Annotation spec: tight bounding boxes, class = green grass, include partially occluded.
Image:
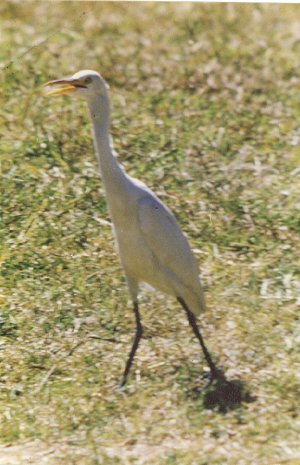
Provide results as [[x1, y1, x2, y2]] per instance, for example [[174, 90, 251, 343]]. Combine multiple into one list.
[[1, 2, 300, 464]]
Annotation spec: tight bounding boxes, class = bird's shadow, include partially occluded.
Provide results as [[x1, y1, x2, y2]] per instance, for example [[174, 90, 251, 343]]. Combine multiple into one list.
[[187, 369, 256, 413]]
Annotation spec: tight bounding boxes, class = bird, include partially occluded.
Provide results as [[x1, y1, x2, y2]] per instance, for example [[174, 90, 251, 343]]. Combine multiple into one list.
[[44, 69, 221, 387]]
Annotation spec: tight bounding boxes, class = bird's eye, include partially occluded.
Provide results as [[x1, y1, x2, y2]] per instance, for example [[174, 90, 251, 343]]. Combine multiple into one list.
[[84, 77, 92, 85]]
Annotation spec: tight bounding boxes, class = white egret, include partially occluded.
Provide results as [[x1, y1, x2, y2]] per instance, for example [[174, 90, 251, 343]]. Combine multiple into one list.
[[44, 70, 221, 387]]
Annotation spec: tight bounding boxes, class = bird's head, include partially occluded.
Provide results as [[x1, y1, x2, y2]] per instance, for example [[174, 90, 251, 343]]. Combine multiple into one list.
[[44, 70, 108, 99]]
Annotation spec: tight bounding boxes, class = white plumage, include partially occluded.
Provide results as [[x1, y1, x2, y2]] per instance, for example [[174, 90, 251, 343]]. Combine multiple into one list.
[[106, 171, 206, 316], [44, 69, 219, 386]]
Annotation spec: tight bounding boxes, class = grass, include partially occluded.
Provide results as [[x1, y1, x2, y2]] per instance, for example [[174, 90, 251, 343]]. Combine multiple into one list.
[[1, 2, 300, 464]]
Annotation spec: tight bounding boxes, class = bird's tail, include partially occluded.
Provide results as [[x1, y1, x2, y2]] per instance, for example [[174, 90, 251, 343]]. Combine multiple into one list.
[[182, 286, 206, 317]]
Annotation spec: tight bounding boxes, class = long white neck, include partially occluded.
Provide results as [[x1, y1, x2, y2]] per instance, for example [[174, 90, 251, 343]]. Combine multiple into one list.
[[87, 89, 126, 194]]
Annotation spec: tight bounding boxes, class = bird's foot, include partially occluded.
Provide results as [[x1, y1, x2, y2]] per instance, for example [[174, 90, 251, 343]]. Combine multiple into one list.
[[211, 366, 227, 383], [117, 377, 128, 390], [112, 380, 128, 394], [199, 366, 227, 390]]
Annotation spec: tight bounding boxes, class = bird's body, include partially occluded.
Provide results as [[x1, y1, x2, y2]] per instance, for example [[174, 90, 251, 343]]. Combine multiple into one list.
[[44, 70, 219, 386], [103, 165, 205, 315], [84, 73, 205, 316]]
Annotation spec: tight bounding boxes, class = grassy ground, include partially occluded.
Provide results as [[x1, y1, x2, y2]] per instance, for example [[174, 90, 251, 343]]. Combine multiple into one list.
[[1, 2, 300, 464]]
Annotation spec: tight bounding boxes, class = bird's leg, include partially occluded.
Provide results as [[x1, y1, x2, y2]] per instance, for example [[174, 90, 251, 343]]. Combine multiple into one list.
[[177, 297, 220, 382], [120, 301, 143, 387]]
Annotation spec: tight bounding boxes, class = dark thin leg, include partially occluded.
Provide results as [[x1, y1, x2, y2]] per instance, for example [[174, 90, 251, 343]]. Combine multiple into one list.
[[177, 297, 220, 379], [120, 302, 143, 387]]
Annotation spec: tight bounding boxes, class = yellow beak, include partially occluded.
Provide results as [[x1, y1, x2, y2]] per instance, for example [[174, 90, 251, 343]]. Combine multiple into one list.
[[43, 78, 84, 97]]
